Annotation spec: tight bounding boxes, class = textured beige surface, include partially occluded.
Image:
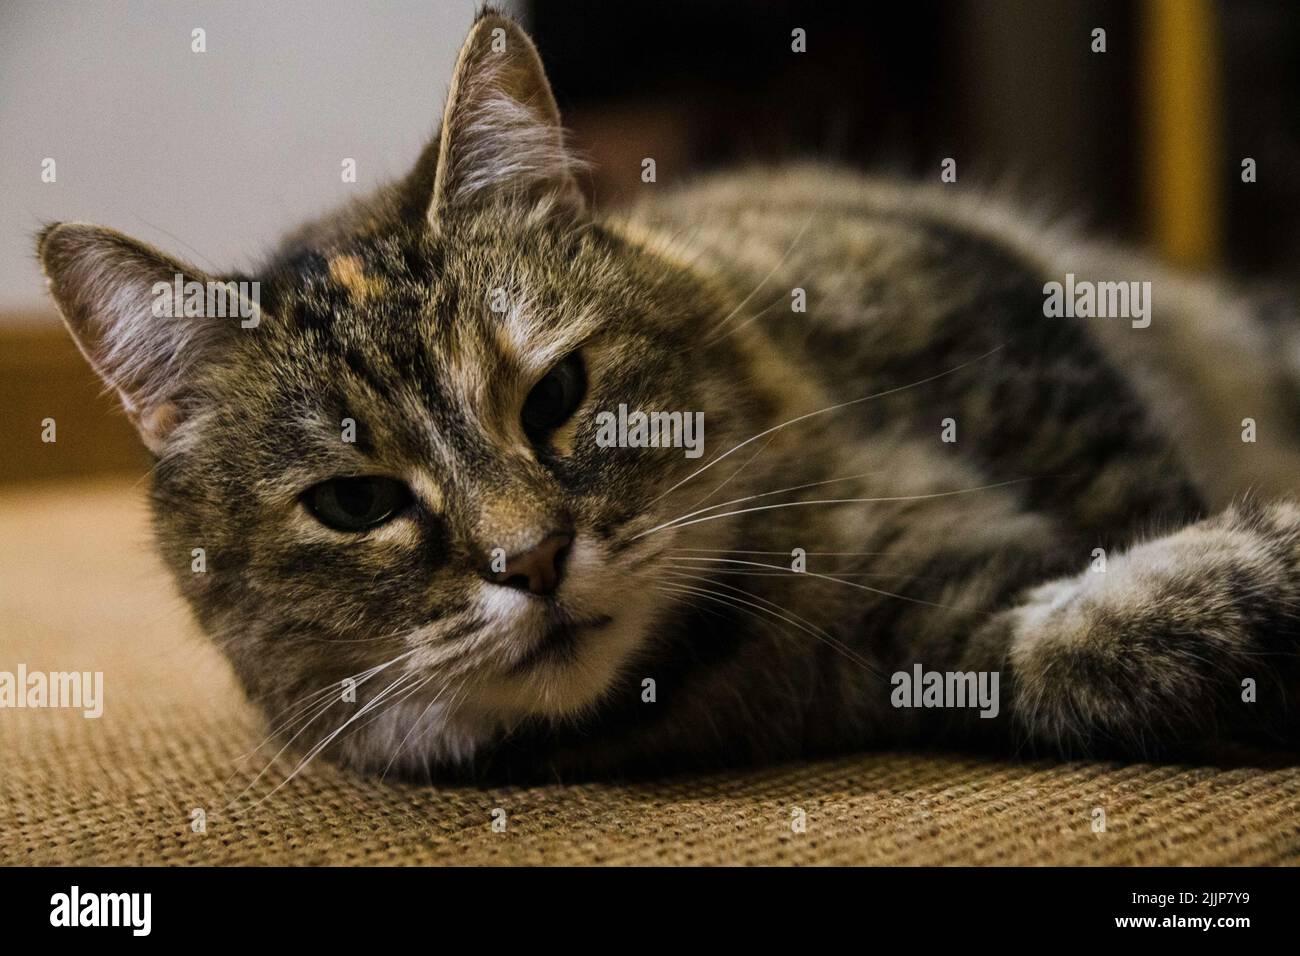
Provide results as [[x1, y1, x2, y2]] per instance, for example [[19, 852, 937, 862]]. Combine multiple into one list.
[[3, 480, 1299, 866]]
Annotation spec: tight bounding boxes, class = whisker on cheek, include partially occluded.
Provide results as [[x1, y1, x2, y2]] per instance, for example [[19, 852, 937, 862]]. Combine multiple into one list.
[[227, 648, 420, 808], [377, 674, 470, 780]]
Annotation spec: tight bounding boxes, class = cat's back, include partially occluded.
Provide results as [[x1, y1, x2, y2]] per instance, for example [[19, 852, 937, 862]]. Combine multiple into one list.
[[616, 163, 1300, 508], [616, 163, 1100, 400]]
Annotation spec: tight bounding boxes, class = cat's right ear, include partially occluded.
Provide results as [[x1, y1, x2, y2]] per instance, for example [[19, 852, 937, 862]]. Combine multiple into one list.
[[426, 12, 585, 224], [37, 223, 225, 455]]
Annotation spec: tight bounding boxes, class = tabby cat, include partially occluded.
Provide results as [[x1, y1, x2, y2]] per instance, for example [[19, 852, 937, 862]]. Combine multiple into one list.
[[37, 11, 1300, 782]]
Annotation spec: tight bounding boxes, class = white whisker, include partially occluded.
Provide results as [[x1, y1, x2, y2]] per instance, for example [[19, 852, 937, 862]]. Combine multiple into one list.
[[703, 213, 815, 344], [242, 670, 420, 809], [644, 344, 1006, 510], [637, 477, 1035, 540], [651, 578, 881, 676], [663, 555, 990, 617], [685, 435, 778, 512], [227, 648, 418, 808], [378, 675, 465, 780], [640, 470, 879, 540]]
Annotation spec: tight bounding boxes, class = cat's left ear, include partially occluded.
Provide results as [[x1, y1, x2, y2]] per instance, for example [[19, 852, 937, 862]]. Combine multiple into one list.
[[37, 223, 231, 456], [428, 12, 584, 222]]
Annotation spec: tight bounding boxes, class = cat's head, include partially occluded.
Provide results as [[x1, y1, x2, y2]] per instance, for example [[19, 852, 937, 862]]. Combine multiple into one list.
[[37, 12, 769, 773]]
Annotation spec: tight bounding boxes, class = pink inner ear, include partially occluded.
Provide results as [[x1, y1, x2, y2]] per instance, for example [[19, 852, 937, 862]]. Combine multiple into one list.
[[429, 16, 585, 219], [136, 401, 182, 452]]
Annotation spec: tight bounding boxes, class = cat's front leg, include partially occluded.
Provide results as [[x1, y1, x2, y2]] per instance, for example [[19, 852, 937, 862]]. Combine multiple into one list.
[[964, 500, 1300, 757]]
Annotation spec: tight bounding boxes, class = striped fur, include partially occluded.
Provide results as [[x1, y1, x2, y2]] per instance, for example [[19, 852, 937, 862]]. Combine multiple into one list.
[[37, 10, 1300, 781]]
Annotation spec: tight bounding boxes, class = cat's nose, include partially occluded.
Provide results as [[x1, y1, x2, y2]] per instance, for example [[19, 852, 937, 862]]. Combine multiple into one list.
[[489, 533, 572, 596]]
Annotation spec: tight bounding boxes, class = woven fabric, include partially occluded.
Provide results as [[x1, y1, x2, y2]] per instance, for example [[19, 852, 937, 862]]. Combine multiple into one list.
[[3, 480, 1299, 866]]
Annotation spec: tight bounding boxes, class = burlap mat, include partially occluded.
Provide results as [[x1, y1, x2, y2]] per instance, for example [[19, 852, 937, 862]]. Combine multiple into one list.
[[2, 480, 1298, 865]]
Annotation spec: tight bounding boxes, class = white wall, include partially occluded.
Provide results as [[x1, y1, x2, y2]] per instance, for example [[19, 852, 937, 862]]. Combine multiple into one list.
[[0, 0, 520, 318]]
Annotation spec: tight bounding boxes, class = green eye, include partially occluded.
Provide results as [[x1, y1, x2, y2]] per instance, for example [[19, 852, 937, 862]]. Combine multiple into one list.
[[522, 352, 587, 436], [303, 476, 412, 532]]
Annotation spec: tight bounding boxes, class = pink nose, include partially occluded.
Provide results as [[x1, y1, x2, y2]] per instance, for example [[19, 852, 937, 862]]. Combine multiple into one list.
[[490, 534, 572, 596]]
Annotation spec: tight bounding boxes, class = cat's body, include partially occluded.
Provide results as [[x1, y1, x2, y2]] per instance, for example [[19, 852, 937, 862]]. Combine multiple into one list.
[[475, 165, 1300, 778], [38, 12, 1300, 783]]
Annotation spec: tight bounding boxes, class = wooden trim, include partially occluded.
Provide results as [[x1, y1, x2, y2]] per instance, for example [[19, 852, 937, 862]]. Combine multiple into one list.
[[1143, 0, 1222, 267], [0, 315, 150, 485]]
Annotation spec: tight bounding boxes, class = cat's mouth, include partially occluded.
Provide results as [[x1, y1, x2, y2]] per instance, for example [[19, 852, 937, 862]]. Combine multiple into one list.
[[508, 612, 614, 674]]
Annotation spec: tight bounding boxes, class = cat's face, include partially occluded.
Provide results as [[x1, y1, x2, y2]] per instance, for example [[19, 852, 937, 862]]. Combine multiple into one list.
[[38, 13, 765, 772], [165, 205, 755, 765]]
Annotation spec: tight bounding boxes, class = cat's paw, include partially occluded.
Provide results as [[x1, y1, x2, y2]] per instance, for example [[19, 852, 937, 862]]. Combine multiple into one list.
[[1006, 527, 1274, 756]]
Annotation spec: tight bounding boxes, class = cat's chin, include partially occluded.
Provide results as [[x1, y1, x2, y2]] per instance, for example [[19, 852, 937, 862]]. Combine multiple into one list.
[[337, 694, 500, 776], [333, 604, 659, 778], [327, 535, 675, 775], [478, 598, 659, 718], [461, 532, 665, 718]]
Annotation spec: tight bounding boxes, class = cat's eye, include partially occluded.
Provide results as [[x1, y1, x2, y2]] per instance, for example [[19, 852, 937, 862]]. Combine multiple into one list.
[[521, 352, 587, 436], [303, 476, 412, 533]]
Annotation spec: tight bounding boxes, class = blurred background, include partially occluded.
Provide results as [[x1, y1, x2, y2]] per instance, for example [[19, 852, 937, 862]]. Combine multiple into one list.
[[2, 0, 1298, 484]]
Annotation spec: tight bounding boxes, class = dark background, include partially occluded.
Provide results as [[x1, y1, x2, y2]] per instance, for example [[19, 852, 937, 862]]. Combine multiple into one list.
[[530, 0, 1300, 285]]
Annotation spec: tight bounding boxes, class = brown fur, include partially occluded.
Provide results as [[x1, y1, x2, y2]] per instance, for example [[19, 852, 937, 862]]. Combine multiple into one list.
[[36, 10, 1300, 781]]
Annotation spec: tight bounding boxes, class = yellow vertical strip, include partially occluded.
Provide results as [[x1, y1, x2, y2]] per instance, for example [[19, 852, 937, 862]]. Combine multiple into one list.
[[1143, 0, 1222, 267]]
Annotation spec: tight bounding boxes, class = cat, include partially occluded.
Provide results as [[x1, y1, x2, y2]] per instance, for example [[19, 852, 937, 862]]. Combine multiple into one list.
[[37, 9, 1300, 782]]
